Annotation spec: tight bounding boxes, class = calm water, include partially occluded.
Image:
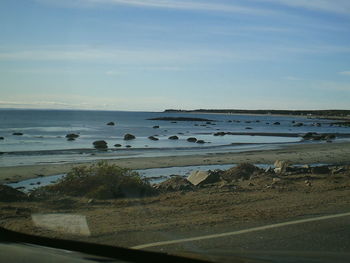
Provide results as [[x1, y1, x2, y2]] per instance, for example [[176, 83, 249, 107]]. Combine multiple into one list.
[[0, 109, 348, 167]]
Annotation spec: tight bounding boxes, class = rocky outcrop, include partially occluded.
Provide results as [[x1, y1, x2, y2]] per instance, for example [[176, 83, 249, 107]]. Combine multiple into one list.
[[187, 137, 197, 142], [154, 176, 194, 192], [148, 117, 215, 122], [148, 136, 159, 141], [274, 160, 292, 174], [221, 163, 261, 182], [214, 132, 226, 136], [302, 132, 336, 141], [93, 140, 108, 149], [124, 134, 136, 140], [187, 170, 221, 186], [168, 135, 179, 140], [196, 140, 205, 144], [0, 185, 28, 202], [311, 166, 330, 174], [293, 122, 303, 127], [66, 133, 79, 140]]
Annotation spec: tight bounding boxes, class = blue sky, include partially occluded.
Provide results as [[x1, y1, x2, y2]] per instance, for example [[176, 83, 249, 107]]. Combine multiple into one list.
[[0, 0, 350, 111]]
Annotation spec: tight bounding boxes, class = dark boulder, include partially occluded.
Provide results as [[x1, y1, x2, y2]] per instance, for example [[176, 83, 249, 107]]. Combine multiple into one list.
[[0, 185, 28, 202], [273, 122, 280, 125], [302, 132, 335, 141], [124, 134, 136, 140], [187, 137, 197, 142], [114, 144, 122, 147], [0, 137, 4, 140], [148, 136, 159, 141], [311, 166, 330, 174], [153, 125, 160, 129], [168, 135, 179, 140], [196, 140, 205, 144], [245, 127, 252, 129], [107, 122, 115, 126], [325, 134, 336, 140], [93, 140, 108, 149], [125, 145, 132, 148], [12, 132, 23, 136], [302, 132, 318, 139], [293, 123, 303, 127], [214, 132, 226, 136], [66, 133, 79, 140]]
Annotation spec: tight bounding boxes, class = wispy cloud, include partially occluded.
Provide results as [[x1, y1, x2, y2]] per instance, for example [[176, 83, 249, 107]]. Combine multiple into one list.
[[339, 71, 350, 76], [37, 0, 350, 16], [2, 43, 350, 65], [284, 76, 302, 81], [37, 0, 276, 16], [256, 0, 350, 15], [0, 45, 270, 64]]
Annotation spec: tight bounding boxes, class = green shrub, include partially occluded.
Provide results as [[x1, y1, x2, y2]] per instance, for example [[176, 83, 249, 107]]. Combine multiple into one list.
[[45, 161, 158, 199]]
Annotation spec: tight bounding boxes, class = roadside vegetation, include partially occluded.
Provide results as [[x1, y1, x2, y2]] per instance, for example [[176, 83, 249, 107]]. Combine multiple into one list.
[[39, 162, 158, 199]]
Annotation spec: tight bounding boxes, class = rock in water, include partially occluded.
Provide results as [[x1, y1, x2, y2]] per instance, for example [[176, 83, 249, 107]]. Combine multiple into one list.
[[66, 133, 79, 140], [187, 137, 197, 142], [93, 140, 108, 149], [124, 134, 136, 140], [168, 135, 179, 140], [107, 122, 115, 126]]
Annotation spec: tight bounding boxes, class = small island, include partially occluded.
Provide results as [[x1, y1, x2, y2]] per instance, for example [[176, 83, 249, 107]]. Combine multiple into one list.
[[148, 117, 215, 122]]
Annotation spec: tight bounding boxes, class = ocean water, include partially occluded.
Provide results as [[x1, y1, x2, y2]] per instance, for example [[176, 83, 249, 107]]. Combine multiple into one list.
[[0, 109, 349, 167]]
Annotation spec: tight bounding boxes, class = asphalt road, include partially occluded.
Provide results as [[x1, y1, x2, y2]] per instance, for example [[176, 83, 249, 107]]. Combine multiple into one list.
[[133, 212, 350, 262]]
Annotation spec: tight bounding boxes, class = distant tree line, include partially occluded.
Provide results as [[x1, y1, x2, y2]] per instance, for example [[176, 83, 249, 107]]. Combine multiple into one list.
[[164, 109, 350, 117]]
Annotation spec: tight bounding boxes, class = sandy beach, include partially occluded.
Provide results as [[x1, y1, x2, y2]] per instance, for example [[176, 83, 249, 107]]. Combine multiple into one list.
[[1, 141, 350, 184]]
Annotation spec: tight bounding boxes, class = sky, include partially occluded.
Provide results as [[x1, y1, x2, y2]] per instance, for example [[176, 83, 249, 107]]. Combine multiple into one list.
[[0, 0, 350, 111]]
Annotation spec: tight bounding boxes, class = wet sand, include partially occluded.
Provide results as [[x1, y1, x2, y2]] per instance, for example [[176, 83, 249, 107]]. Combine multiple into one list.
[[1, 141, 350, 184]]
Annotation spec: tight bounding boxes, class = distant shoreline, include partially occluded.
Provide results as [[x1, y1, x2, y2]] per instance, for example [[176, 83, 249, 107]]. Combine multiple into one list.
[[164, 109, 350, 120]]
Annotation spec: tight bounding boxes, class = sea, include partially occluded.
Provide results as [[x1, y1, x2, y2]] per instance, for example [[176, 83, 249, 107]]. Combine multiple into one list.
[[0, 109, 349, 167]]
